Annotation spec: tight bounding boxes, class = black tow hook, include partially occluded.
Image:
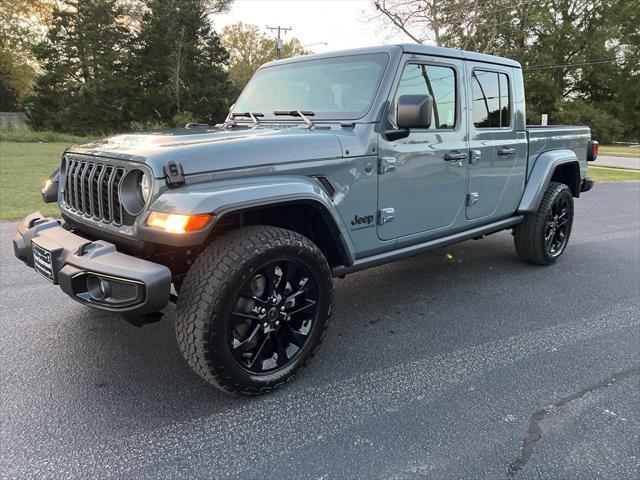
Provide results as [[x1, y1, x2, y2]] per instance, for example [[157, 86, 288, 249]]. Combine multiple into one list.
[[76, 242, 94, 256]]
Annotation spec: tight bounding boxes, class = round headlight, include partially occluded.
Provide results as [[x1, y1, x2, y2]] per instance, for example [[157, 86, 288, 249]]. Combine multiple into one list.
[[140, 173, 151, 202], [120, 169, 150, 216]]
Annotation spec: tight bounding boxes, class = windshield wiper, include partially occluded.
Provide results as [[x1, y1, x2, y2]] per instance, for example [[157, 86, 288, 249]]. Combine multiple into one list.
[[230, 111, 264, 125], [273, 110, 315, 126]]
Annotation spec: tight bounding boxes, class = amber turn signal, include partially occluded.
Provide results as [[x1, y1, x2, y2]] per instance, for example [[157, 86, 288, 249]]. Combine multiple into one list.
[[146, 212, 212, 234]]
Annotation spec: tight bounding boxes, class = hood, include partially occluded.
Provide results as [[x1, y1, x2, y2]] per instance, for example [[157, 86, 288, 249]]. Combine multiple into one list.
[[67, 125, 345, 177]]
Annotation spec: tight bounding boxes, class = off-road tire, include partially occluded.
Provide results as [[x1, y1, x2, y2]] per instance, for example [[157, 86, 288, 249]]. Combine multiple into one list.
[[514, 181, 574, 265], [175, 225, 333, 395]]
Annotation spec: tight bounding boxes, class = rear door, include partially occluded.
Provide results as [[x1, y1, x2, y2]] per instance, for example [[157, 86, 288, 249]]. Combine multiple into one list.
[[466, 65, 526, 219], [377, 56, 468, 240]]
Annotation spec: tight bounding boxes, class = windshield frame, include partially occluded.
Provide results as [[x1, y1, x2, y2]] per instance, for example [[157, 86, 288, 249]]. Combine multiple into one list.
[[230, 52, 391, 123]]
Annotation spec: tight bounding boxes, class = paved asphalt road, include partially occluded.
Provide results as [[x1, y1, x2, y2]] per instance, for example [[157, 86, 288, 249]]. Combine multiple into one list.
[[596, 155, 640, 170], [1, 182, 639, 480]]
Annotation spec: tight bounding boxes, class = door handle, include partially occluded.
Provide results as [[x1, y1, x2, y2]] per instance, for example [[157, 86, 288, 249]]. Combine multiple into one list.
[[444, 151, 467, 161], [498, 147, 516, 156]]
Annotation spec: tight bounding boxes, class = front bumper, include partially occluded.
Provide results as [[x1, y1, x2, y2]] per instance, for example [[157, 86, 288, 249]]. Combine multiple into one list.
[[13, 212, 171, 314]]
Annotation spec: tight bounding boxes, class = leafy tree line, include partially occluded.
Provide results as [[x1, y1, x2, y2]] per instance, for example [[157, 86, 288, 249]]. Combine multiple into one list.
[[1, 0, 306, 135], [6, 0, 636, 142], [374, 0, 639, 143], [26, 0, 235, 134], [0, 0, 51, 111]]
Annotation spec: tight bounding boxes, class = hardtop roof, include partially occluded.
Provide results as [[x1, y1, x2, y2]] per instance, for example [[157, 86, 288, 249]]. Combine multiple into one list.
[[261, 44, 521, 69]]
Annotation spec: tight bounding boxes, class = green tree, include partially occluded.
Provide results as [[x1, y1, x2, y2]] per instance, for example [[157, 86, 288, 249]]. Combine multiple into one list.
[[569, 0, 639, 141], [374, 0, 639, 142], [221, 22, 310, 89], [0, 0, 52, 110], [27, 0, 136, 134], [133, 0, 235, 127], [473, 0, 635, 130]]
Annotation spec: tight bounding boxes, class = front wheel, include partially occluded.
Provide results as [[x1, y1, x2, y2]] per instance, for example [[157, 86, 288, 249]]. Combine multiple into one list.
[[175, 226, 333, 395], [514, 182, 574, 265]]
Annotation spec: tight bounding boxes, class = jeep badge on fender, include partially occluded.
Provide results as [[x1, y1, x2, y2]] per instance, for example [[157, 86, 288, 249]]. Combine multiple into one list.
[[351, 214, 374, 226]]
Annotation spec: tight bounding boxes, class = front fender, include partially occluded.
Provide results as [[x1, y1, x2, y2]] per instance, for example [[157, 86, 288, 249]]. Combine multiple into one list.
[[145, 175, 356, 263], [518, 149, 579, 213]]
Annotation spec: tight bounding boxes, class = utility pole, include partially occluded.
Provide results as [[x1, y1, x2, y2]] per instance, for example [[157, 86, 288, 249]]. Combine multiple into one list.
[[267, 25, 292, 59]]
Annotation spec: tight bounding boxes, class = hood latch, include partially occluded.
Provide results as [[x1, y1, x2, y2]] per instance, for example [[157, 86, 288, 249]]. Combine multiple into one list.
[[163, 160, 185, 188]]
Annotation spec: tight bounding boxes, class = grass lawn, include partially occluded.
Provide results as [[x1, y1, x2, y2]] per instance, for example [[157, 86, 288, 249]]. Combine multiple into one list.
[[599, 145, 640, 158], [588, 165, 640, 182], [0, 142, 67, 221], [0, 129, 91, 144]]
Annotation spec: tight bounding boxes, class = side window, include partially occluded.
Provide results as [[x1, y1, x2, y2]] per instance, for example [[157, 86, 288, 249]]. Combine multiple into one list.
[[390, 63, 456, 129], [472, 70, 511, 128]]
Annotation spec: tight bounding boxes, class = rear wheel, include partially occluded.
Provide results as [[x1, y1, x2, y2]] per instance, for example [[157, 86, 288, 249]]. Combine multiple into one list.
[[175, 226, 333, 395], [514, 182, 574, 265]]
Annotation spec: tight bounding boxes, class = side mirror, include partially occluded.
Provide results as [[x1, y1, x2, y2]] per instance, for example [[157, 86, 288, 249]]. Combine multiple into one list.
[[396, 94, 433, 129], [384, 94, 433, 141]]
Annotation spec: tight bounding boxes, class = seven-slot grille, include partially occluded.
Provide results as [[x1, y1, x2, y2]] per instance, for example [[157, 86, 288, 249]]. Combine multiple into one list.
[[62, 158, 130, 225]]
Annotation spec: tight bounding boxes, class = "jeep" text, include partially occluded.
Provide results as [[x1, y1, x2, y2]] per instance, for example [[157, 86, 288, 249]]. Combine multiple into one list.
[[351, 214, 374, 226]]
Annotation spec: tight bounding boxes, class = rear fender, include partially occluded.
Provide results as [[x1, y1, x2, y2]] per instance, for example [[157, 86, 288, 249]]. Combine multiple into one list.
[[518, 149, 580, 213]]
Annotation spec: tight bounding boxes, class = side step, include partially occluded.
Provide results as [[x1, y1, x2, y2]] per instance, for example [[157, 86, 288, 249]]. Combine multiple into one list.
[[332, 216, 523, 277]]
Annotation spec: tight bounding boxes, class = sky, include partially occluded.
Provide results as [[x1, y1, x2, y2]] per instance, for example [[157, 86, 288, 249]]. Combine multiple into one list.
[[212, 0, 412, 54]]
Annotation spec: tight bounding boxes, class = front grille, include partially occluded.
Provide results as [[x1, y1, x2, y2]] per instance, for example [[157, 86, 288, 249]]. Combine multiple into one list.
[[62, 158, 130, 225]]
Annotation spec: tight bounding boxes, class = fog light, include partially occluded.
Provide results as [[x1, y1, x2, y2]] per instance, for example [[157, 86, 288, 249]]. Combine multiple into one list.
[[146, 212, 212, 234], [87, 275, 111, 301]]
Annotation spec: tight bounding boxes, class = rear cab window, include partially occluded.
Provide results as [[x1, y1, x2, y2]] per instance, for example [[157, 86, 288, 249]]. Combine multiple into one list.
[[471, 70, 511, 128]]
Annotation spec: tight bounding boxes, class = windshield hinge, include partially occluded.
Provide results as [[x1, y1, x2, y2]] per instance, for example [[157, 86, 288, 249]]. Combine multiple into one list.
[[163, 160, 185, 188]]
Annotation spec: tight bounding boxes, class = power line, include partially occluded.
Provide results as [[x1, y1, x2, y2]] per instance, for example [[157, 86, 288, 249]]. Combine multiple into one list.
[[377, 0, 536, 21], [523, 57, 638, 71]]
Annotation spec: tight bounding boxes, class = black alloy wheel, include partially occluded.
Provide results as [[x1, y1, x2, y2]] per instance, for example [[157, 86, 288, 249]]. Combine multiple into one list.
[[514, 181, 575, 265], [230, 259, 319, 373], [543, 194, 572, 257], [175, 225, 333, 395]]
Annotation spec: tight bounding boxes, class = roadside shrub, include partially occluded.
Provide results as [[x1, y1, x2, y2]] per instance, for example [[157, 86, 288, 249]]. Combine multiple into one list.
[[171, 111, 198, 128], [128, 120, 169, 132], [553, 100, 624, 144]]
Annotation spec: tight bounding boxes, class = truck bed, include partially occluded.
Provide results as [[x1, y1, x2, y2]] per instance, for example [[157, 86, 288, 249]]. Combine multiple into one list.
[[526, 125, 591, 177]]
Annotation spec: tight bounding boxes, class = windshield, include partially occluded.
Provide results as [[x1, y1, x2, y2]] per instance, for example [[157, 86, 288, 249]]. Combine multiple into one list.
[[232, 53, 389, 121]]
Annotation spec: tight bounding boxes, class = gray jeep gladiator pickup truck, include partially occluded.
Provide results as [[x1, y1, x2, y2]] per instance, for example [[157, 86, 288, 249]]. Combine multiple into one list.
[[14, 44, 597, 395]]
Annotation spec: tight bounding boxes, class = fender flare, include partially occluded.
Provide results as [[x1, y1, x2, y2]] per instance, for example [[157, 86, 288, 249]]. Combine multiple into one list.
[[518, 149, 580, 213], [147, 175, 356, 265]]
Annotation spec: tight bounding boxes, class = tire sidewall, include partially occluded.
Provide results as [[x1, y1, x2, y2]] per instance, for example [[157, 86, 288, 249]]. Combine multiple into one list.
[[204, 241, 332, 392]]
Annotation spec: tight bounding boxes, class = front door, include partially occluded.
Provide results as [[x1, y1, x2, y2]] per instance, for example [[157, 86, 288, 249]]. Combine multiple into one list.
[[377, 57, 468, 241]]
